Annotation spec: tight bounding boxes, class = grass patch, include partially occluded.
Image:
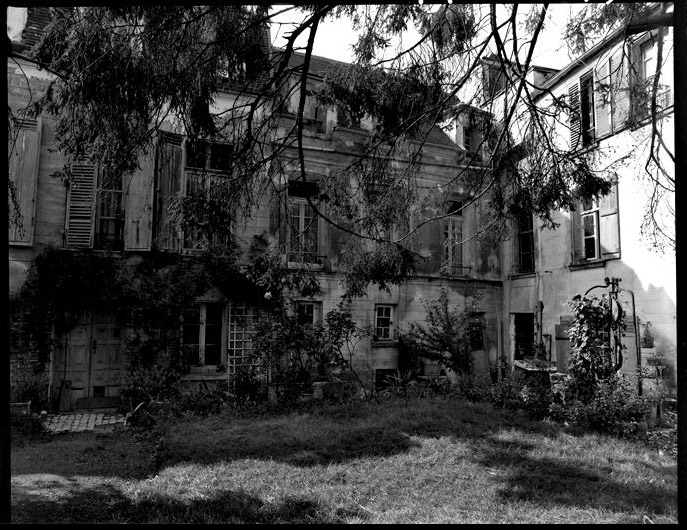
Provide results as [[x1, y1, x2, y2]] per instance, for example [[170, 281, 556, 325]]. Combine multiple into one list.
[[11, 395, 677, 524]]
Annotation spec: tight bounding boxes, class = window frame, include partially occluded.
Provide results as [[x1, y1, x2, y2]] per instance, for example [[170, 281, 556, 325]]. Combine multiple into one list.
[[94, 167, 124, 250], [579, 71, 596, 147], [286, 194, 320, 265], [296, 301, 323, 329], [581, 198, 600, 261], [182, 139, 234, 251], [182, 302, 225, 367], [516, 212, 535, 274], [374, 304, 395, 342], [442, 200, 465, 276]]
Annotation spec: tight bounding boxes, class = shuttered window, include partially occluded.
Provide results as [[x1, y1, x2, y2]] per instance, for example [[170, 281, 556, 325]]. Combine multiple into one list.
[[568, 72, 596, 149], [8, 118, 41, 245], [94, 168, 123, 250], [571, 183, 620, 265]]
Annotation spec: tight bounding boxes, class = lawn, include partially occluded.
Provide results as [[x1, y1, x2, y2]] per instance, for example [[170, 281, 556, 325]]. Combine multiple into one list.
[[11, 395, 678, 524]]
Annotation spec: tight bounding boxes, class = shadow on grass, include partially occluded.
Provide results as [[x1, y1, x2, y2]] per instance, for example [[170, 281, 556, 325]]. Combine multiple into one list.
[[11, 482, 369, 524], [473, 435, 676, 518]]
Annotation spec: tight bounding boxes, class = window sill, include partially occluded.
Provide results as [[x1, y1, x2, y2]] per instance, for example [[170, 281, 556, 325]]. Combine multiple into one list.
[[372, 340, 398, 348], [509, 271, 536, 279], [569, 259, 607, 271]]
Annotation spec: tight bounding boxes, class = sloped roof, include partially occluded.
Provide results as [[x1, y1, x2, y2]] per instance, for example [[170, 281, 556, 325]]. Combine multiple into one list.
[[9, 6, 53, 54]]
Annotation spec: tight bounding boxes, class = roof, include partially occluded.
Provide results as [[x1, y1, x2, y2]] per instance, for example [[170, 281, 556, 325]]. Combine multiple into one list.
[[272, 48, 351, 79], [9, 6, 53, 55]]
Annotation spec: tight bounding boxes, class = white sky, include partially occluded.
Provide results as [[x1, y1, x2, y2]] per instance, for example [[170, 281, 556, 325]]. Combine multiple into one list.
[[270, 4, 586, 70], [8, 4, 583, 69]]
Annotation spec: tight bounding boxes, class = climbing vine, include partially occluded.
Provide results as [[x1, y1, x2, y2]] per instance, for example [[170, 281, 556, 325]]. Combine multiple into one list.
[[565, 293, 625, 403], [12, 237, 322, 372]]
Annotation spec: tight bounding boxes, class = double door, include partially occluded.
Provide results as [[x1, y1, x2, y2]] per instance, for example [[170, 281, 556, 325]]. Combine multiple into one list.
[[53, 312, 124, 410]]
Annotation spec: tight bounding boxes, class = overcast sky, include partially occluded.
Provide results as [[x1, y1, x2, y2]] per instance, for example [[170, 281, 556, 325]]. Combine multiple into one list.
[[270, 4, 586, 70], [8, 4, 583, 70]]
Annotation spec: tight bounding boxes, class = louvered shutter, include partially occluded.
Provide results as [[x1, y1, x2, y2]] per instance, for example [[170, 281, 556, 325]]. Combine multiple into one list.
[[568, 83, 581, 150], [123, 143, 155, 250], [609, 47, 630, 132], [8, 118, 41, 245], [571, 207, 584, 264], [66, 162, 96, 248], [599, 183, 620, 259], [155, 133, 183, 250], [595, 60, 611, 138]]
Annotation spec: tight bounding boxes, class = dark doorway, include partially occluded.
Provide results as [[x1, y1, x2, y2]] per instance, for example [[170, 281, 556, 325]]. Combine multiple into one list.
[[514, 313, 535, 360]]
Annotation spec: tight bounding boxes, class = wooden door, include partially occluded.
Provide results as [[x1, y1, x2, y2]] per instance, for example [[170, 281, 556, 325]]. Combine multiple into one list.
[[53, 312, 124, 410]]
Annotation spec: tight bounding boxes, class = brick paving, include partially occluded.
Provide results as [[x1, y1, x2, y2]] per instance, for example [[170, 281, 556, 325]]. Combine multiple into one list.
[[42, 411, 127, 434]]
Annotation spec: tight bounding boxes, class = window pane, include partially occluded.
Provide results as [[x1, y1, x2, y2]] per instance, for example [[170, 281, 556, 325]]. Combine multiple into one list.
[[210, 144, 233, 171], [187, 141, 208, 169], [297, 303, 315, 326], [583, 214, 596, 237], [585, 236, 597, 259]]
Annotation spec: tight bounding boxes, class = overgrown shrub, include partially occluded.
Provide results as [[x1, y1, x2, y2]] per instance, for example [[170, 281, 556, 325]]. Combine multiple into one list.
[[487, 370, 551, 418], [11, 353, 50, 412], [120, 364, 183, 410], [566, 293, 619, 403], [252, 301, 365, 403], [549, 375, 648, 435], [400, 288, 484, 377]]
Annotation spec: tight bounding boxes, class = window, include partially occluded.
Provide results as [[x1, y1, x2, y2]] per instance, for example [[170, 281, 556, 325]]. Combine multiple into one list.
[[442, 201, 464, 276], [187, 140, 234, 172], [569, 72, 596, 149], [579, 72, 596, 147], [572, 185, 620, 265], [287, 181, 320, 264], [183, 139, 234, 250], [633, 37, 673, 120], [462, 126, 472, 153], [581, 198, 600, 260], [516, 212, 535, 274], [183, 303, 223, 366], [374, 304, 395, 341], [296, 301, 323, 330], [94, 167, 123, 250], [306, 90, 326, 133]]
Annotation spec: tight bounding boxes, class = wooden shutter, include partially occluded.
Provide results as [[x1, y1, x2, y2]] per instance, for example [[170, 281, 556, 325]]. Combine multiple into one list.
[[8, 118, 41, 245], [568, 83, 581, 151], [595, 60, 611, 138], [124, 143, 156, 250], [66, 162, 96, 248], [155, 133, 183, 250], [599, 183, 620, 259], [570, 208, 584, 264], [609, 47, 630, 133]]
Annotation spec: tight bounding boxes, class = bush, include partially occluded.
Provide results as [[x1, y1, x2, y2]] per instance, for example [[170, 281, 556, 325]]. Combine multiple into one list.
[[453, 374, 492, 402], [549, 375, 649, 435], [11, 354, 49, 412]]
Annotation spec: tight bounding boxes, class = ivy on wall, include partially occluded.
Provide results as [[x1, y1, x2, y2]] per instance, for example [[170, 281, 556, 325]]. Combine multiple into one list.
[[13, 237, 321, 368]]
